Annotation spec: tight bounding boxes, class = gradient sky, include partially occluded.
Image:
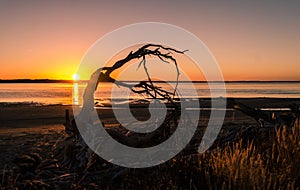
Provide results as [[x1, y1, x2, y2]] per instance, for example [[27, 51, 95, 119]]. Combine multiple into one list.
[[0, 0, 300, 80]]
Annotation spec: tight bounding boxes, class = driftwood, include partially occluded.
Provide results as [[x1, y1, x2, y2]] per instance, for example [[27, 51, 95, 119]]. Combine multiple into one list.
[[58, 44, 187, 170], [88, 44, 187, 108], [229, 99, 299, 127]]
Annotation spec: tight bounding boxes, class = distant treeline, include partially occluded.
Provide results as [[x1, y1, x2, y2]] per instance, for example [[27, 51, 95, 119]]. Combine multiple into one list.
[[0, 79, 73, 83], [0, 79, 299, 83]]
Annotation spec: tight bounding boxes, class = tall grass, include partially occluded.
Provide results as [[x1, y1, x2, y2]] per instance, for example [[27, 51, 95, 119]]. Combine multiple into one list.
[[205, 121, 300, 190], [2, 121, 300, 189], [120, 121, 300, 190]]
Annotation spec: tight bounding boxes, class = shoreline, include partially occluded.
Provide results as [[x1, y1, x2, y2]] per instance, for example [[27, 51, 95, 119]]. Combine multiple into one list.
[[1, 79, 300, 83], [2, 97, 300, 106], [1, 97, 299, 130]]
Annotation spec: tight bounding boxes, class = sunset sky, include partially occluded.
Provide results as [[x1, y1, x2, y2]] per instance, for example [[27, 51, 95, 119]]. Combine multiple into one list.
[[0, 1, 300, 81]]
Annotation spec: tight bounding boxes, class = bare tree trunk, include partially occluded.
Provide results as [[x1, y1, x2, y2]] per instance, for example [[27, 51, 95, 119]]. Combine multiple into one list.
[[57, 44, 187, 170]]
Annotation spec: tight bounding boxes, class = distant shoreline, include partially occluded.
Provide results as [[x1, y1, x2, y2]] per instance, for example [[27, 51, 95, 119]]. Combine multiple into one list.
[[0, 79, 73, 83], [0, 79, 300, 83]]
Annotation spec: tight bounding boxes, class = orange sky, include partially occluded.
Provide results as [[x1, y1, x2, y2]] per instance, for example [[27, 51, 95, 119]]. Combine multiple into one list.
[[0, 1, 300, 81]]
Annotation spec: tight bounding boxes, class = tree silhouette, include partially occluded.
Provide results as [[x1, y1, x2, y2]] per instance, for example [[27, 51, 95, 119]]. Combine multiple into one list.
[[83, 44, 187, 108], [61, 44, 187, 169]]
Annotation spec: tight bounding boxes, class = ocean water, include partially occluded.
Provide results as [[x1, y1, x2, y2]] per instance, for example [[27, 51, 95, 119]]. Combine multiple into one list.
[[0, 82, 299, 105]]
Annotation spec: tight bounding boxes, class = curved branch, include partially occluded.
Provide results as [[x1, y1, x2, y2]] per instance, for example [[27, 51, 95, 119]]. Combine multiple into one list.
[[93, 44, 187, 107]]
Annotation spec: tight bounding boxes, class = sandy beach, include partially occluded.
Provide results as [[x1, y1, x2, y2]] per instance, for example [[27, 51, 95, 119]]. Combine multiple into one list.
[[1, 98, 299, 168], [0, 98, 299, 189]]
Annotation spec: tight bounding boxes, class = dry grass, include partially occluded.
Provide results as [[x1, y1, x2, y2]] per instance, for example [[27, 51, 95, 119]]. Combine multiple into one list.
[[119, 121, 300, 190], [1, 121, 300, 189], [198, 121, 300, 190]]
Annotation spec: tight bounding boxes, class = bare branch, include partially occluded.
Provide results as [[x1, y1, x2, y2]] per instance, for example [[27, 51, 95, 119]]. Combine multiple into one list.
[[91, 44, 186, 107]]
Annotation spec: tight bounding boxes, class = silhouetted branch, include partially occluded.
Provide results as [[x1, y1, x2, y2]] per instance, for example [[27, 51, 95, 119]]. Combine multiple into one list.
[[93, 44, 187, 106]]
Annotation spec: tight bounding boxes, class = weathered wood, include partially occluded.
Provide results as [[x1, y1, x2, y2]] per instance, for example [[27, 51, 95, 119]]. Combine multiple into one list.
[[229, 99, 297, 127]]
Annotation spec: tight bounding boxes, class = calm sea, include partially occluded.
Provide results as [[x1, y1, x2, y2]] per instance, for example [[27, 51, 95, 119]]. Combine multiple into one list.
[[0, 82, 299, 105]]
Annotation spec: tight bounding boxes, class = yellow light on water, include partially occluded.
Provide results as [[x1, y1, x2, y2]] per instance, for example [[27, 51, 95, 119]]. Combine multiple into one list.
[[73, 82, 79, 105], [72, 73, 80, 81]]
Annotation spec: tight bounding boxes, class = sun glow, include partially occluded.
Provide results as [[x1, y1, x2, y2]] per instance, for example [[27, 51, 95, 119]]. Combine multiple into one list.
[[72, 73, 80, 81]]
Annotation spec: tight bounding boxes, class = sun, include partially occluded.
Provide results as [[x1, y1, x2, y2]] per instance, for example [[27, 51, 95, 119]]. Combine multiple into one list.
[[72, 73, 80, 81]]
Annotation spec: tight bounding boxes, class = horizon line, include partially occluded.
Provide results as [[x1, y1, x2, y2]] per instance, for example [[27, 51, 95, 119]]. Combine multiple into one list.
[[0, 79, 300, 83]]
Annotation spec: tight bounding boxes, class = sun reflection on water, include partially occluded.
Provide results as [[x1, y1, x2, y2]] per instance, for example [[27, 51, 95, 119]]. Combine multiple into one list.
[[73, 82, 79, 105]]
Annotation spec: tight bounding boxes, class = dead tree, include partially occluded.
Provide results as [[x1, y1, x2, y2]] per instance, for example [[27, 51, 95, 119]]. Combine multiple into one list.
[[59, 44, 187, 169], [90, 44, 186, 105]]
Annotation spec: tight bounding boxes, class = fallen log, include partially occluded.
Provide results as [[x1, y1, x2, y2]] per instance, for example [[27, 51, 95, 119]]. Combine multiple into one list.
[[229, 99, 298, 127]]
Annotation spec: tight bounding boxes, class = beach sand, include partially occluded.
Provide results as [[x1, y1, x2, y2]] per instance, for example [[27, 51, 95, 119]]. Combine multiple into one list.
[[0, 98, 299, 176]]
